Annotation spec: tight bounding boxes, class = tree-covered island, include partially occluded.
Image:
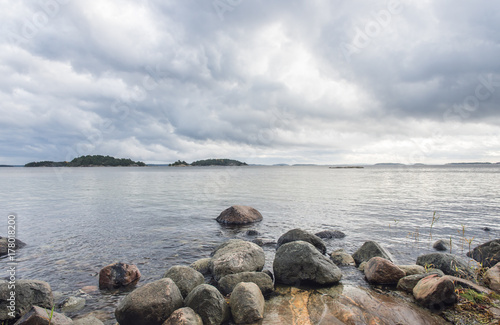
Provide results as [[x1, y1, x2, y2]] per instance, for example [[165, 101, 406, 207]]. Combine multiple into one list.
[[25, 155, 146, 167], [169, 158, 247, 166]]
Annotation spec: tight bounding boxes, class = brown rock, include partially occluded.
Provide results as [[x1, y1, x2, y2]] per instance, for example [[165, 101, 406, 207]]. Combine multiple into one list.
[[216, 206, 263, 225], [13, 306, 72, 325], [364, 257, 406, 284], [163, 307, 202, 325], [398, 265, 425, 276], [98, 262, 141, 290], [413, 274, 457, 310], [484, 262, 500, 293]]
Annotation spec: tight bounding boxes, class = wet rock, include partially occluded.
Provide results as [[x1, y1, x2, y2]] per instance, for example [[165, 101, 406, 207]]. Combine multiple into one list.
[[315, 230, 346, 239], [467, 239, 500, 268], [59, 296, 85, 313], [245, 230, 260, 236], [115, 278, 183, 325], [211, 239, 265, 281], [216, 205, 263, 225], [416, 253, 474, 279], [262, 270, 274, 282], [445, 275, 493, 295], [14, 306, 72, 325], [398, 265, 426, 276], [73, 315, 104, 325], [230, 282, 265, 324], [263, 285, 447, 324], [432, 239, 450, 251], [358, 261, 367, 272], [0, 236, 26, 256], [190, 258, 212, 275], [330, 249, 355, 266], [163, 265, 205, 298], [483, 227, 491, 231], [273, 241, 342, 286], [352, 241, 394, 266], [98, 262, 141, 290], [397, 271, 443, 293], [163, 307, 203, 325], [184, 284, 229, 325], [276, 229, 326, 254], [364, 257, 405, 285], [0, 279, 53, 321], [484, 262, 500, 292], [413, 274, 457, 310], [251, 238, 264, 246], [218, 272, 273, 296]]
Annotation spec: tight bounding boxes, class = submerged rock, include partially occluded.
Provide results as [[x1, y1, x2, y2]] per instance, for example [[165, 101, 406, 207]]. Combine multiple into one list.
[[467, 239, 500, 268], [99, 262, 141, 290], [211, 239, 265, 281], [352, 241, 394, 266], [273, 241, 342, 286], [433, 239, 451, 252], [216, 205, 263, 225], [277, 229, 327, 254], [315, 230, 346, 239]]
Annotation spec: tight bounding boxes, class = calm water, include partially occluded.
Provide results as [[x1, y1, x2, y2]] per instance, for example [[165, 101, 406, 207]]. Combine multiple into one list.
[[1, 165, 499, 323]]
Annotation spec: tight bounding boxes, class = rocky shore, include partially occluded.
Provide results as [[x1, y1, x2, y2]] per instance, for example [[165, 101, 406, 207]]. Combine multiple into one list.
[[1, 206, 499, 324]]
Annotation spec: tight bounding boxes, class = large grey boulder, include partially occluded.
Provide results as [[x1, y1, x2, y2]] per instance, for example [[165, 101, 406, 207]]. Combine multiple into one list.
[[13, 306, 72, 325], [0, 280, 53, 321], [216, 205, 263, 225], [273, 241, 342, 286], [230, 282, 265, 324], [276, 229, 326, 254], [211, 240, 265, 281], [163, 307, 203, 325], [413, 274, 457, 310], [184, 284, 228, 325], [98, 262, 141, 290], [416, 253, 474, 279], [163, 266, 205, 298], [352, 241, 394, 266], [115, 278, 183, 325], [218, 272, 273, 296], [467, 239, 500, 268]]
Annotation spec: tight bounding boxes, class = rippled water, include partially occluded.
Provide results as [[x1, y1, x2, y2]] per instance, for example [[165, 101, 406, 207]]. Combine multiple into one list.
[[1, 165, 499, 323]]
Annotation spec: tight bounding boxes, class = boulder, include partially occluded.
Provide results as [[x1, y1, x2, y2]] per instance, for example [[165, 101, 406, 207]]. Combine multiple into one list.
[[59, 296, 85, 313], [276, 229, 326, 254], [163, 266, 205, 298], [484, 262, 500, 292], [0, 236, 26, 256], [413, 274, 457, 310], [190, 258, 212, 275], [315, 230, 346, 239], [230, 282, 265, 324], [273, 241, 342, 286], [13, 306, 72, 325], [330, 249, 355, 266], [398, 265, 425, 276], [115, 278, 183, 325], [72, 316, 104, 325], [352, 241, 394, 266], [184, 284, 229, 325], [218, 272, 273, 296], [467, 239, 500, 268], [216, 205, 263, 225], [416, 253, 474, 279], [211, 240, 265, 281], [432, 239, 450, 252], [364, 257, 406, 285], [98, 262, 141, 290], [0, 280, 53, 321], [397, 271, 443, 293], [163, 307, 203, 325], [245, 230, 260, 236]]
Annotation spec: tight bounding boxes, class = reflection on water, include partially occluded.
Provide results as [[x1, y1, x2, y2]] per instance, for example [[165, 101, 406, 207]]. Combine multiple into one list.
[[0, 165, 499, 323]]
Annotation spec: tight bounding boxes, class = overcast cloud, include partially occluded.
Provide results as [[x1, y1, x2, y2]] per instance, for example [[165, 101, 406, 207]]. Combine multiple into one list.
[[1, 0, 499, 165]]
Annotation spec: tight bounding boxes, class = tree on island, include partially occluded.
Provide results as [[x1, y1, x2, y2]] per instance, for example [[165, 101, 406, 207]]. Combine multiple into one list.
[[168, 158, 247, 166], [25, 155, 146, 167]]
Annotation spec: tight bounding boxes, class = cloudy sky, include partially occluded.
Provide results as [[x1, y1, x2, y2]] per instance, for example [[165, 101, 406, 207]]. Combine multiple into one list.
[[1, 0, 499, 165]]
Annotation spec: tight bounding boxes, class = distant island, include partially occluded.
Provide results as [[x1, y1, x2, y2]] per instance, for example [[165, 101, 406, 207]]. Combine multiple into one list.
[[169, 159, 247, 167], [25, 155, 146, 167]]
